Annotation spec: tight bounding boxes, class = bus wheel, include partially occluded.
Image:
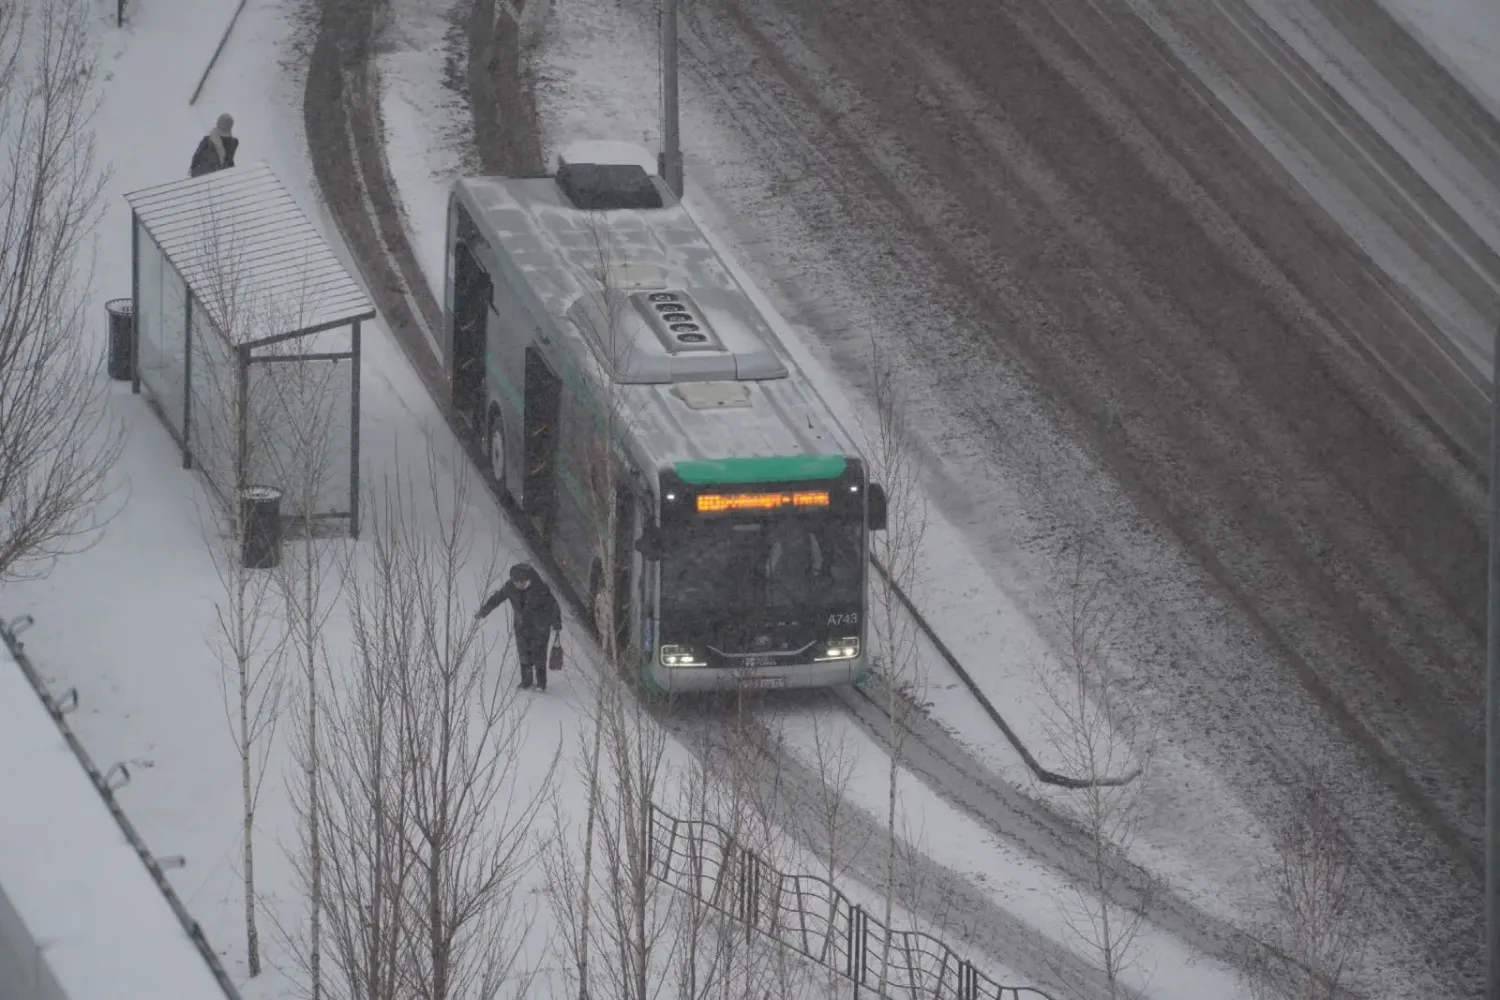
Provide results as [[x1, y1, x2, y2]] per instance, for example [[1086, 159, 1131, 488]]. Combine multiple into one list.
[[488, 409, 512, 505]]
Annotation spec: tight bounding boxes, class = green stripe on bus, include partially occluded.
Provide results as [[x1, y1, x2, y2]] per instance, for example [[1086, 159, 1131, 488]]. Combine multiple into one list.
[[674, 455, 846, 485]]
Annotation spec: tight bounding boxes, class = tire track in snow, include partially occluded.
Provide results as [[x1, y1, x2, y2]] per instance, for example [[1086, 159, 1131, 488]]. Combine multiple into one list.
[[671, 0, 1477, 994], [301, 2, 1116, 993]]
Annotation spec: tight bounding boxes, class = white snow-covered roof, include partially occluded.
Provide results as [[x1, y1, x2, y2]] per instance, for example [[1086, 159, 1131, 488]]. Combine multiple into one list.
[[125, 162, 374, 348], [0, 639, 235, 1000], [454, 173, 860, 474]]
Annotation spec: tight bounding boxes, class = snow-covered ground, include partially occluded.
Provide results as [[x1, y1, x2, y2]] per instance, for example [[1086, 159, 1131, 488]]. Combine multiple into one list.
[[1381, 0, 1500, 120], [7, 0, 1496, 992], [2, 3, 1080, 1000], [371, 1, 1277, 998], [1248, 0, 1500, 373], [773, 710, 1248, 1000], [1116, 0, 1500, 391]]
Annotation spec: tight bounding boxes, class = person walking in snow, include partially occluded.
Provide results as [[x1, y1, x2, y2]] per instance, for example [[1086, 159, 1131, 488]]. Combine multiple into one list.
[[474, 562, 562, 691], [190, 114, 239, 178]]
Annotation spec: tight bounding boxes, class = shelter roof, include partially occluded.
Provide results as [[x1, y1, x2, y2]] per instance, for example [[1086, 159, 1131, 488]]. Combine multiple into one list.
[[125, 162, 374, 347]]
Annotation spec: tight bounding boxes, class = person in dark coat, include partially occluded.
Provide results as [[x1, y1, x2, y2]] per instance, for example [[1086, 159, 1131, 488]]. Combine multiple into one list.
[[475, 562, 562, 690], [190, 113, 239, 178]]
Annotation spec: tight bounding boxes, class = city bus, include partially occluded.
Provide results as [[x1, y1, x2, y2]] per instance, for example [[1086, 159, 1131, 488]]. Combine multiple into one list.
[[442, 143, 887, 692]]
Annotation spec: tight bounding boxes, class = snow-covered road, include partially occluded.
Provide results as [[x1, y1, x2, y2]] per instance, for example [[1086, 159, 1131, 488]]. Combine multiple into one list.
[[517, 0, 1492, 995], [3, 0, 1493, 994]]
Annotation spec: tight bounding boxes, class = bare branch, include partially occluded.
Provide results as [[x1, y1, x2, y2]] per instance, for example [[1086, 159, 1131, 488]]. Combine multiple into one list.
[[394, 447, 555, 1000], [0, 0, 124, 581], [1033, 538, 1158, 999], [283, 471, 417, 1000], [1243, 768, 1371, 1000]]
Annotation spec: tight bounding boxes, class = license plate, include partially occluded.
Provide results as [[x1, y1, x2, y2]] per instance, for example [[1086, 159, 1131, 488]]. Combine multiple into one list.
[[738, 675, 786, 689]]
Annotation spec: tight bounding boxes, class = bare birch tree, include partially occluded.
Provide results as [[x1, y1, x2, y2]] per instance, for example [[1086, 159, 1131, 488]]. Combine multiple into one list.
[[203, 477, 287, 980], [397, 447, 555, 1000], [791, 710, 866, 993], [290, 473, 416, 1000], [857, 338, 929, 994], [540, 213, 629, 1000], [544, 214, 687, 1000], [1243, 769, 1370, 1000], [262, 323, 355, 1000], [1034, 539, 1157, 999], [671, 700, 767, 1000], [0, 0, 124, 581], [288, 451, 552, 1000], [188, 197, 308, 981]]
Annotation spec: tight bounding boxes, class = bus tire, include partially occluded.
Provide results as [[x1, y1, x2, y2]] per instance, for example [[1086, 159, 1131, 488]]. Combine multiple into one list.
[[487, 405, 512, 506]]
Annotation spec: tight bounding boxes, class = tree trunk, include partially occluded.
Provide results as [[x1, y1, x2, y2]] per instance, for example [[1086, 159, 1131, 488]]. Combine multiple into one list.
[[240, 656, 261, 977], [307, 623, 322, 1000]]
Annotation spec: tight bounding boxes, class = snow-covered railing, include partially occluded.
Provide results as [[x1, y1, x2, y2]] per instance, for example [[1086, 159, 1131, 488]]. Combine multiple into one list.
[[0, 616, 243, 1000], [647, 803, 1056, 1000]]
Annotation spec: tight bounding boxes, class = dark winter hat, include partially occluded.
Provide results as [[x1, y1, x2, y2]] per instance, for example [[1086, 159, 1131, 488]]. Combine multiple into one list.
[[509, 562, 534, 584], [216, 113, 234, 134]]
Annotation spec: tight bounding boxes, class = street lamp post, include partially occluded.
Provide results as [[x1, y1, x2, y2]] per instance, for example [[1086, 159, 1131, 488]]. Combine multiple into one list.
[[1489, 319, 1500, 1000], [659, 0, 685, 199]]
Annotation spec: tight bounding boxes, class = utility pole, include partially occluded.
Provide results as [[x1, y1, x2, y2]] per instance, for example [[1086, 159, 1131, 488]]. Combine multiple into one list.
[[659, 0, 685, 198], [1490, 318, 1500, 1000]]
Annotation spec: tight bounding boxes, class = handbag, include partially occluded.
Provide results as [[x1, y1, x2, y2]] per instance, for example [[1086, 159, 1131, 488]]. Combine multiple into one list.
[[548, 644, 563, 672]]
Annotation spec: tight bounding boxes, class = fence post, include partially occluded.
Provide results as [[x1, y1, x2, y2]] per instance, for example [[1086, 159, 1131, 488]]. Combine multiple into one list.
[[848, 904, 868, 996], [745, 849, 759, 929], [663, 815, 680, 885]]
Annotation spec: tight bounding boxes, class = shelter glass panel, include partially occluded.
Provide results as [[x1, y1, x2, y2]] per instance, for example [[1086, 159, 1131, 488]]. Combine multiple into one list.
[[152, 257, 190, 439], [245, 354, 354, 522], [188, 308, 238, 503], [134, 226, 167, 412]]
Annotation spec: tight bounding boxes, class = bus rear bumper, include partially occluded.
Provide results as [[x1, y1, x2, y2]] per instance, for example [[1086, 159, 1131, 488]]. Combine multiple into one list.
[[646, 657, 864, 694]]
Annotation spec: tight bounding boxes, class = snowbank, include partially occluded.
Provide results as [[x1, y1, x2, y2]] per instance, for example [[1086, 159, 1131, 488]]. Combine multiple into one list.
[[0, 634, 232, 1000], [1379, 0, 1500, 121]]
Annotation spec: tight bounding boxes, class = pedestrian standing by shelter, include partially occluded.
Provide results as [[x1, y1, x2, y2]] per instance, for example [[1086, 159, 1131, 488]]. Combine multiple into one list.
[[190, 113, 239, 177], [475, 562, 562, 691]]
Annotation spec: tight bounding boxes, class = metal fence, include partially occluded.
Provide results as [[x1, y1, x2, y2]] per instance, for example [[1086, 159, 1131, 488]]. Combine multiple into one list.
[[646, 803, 1056, 1000]]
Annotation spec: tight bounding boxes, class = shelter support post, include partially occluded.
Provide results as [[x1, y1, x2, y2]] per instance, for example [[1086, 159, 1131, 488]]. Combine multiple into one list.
[[237, 346, 250, 497], [130, 212, 141, 395], [182, 292, 193, 469], [659, 0, 684, 198], [350, 321, 362, 539], [1489, 319, 1500, 1000]]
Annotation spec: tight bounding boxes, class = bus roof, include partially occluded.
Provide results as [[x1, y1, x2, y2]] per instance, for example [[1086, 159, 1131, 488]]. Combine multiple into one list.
[[453, 164, 863, 481]]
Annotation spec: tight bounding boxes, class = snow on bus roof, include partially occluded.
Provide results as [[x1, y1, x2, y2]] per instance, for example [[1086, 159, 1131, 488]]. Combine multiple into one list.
[[125, 162, 374, 349], [0, 639, 235, 1000], [453, 171, 862, 473]]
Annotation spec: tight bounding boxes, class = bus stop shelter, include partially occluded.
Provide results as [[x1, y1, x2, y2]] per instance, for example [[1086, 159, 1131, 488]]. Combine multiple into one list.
[[125, 162, 375, 537]]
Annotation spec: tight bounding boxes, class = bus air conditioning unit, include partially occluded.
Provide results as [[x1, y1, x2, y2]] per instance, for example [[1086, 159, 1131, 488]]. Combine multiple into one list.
[[555, 146, 665, 212]]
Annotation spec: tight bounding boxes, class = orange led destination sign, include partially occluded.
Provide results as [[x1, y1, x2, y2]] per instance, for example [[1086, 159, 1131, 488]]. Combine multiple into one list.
[[696, 490, 831, 513]]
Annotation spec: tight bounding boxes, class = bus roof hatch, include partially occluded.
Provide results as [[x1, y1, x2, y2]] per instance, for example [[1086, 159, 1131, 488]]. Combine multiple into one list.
[[567, 286, 789, 385]]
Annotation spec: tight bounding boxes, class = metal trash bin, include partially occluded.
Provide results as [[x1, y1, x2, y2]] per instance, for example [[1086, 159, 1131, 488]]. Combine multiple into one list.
[[240, 487, 283, 569], [105, 299, 134, 381]]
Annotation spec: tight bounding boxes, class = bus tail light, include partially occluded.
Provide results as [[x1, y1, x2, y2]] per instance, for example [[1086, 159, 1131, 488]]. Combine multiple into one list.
[[815, 638, 860, 662], [661, 644, 707, 668]]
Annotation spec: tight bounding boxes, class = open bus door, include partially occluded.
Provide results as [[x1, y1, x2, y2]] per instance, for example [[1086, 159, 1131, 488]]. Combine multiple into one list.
[[523, 347, 562, 542], [451, 242, 491, 435]]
